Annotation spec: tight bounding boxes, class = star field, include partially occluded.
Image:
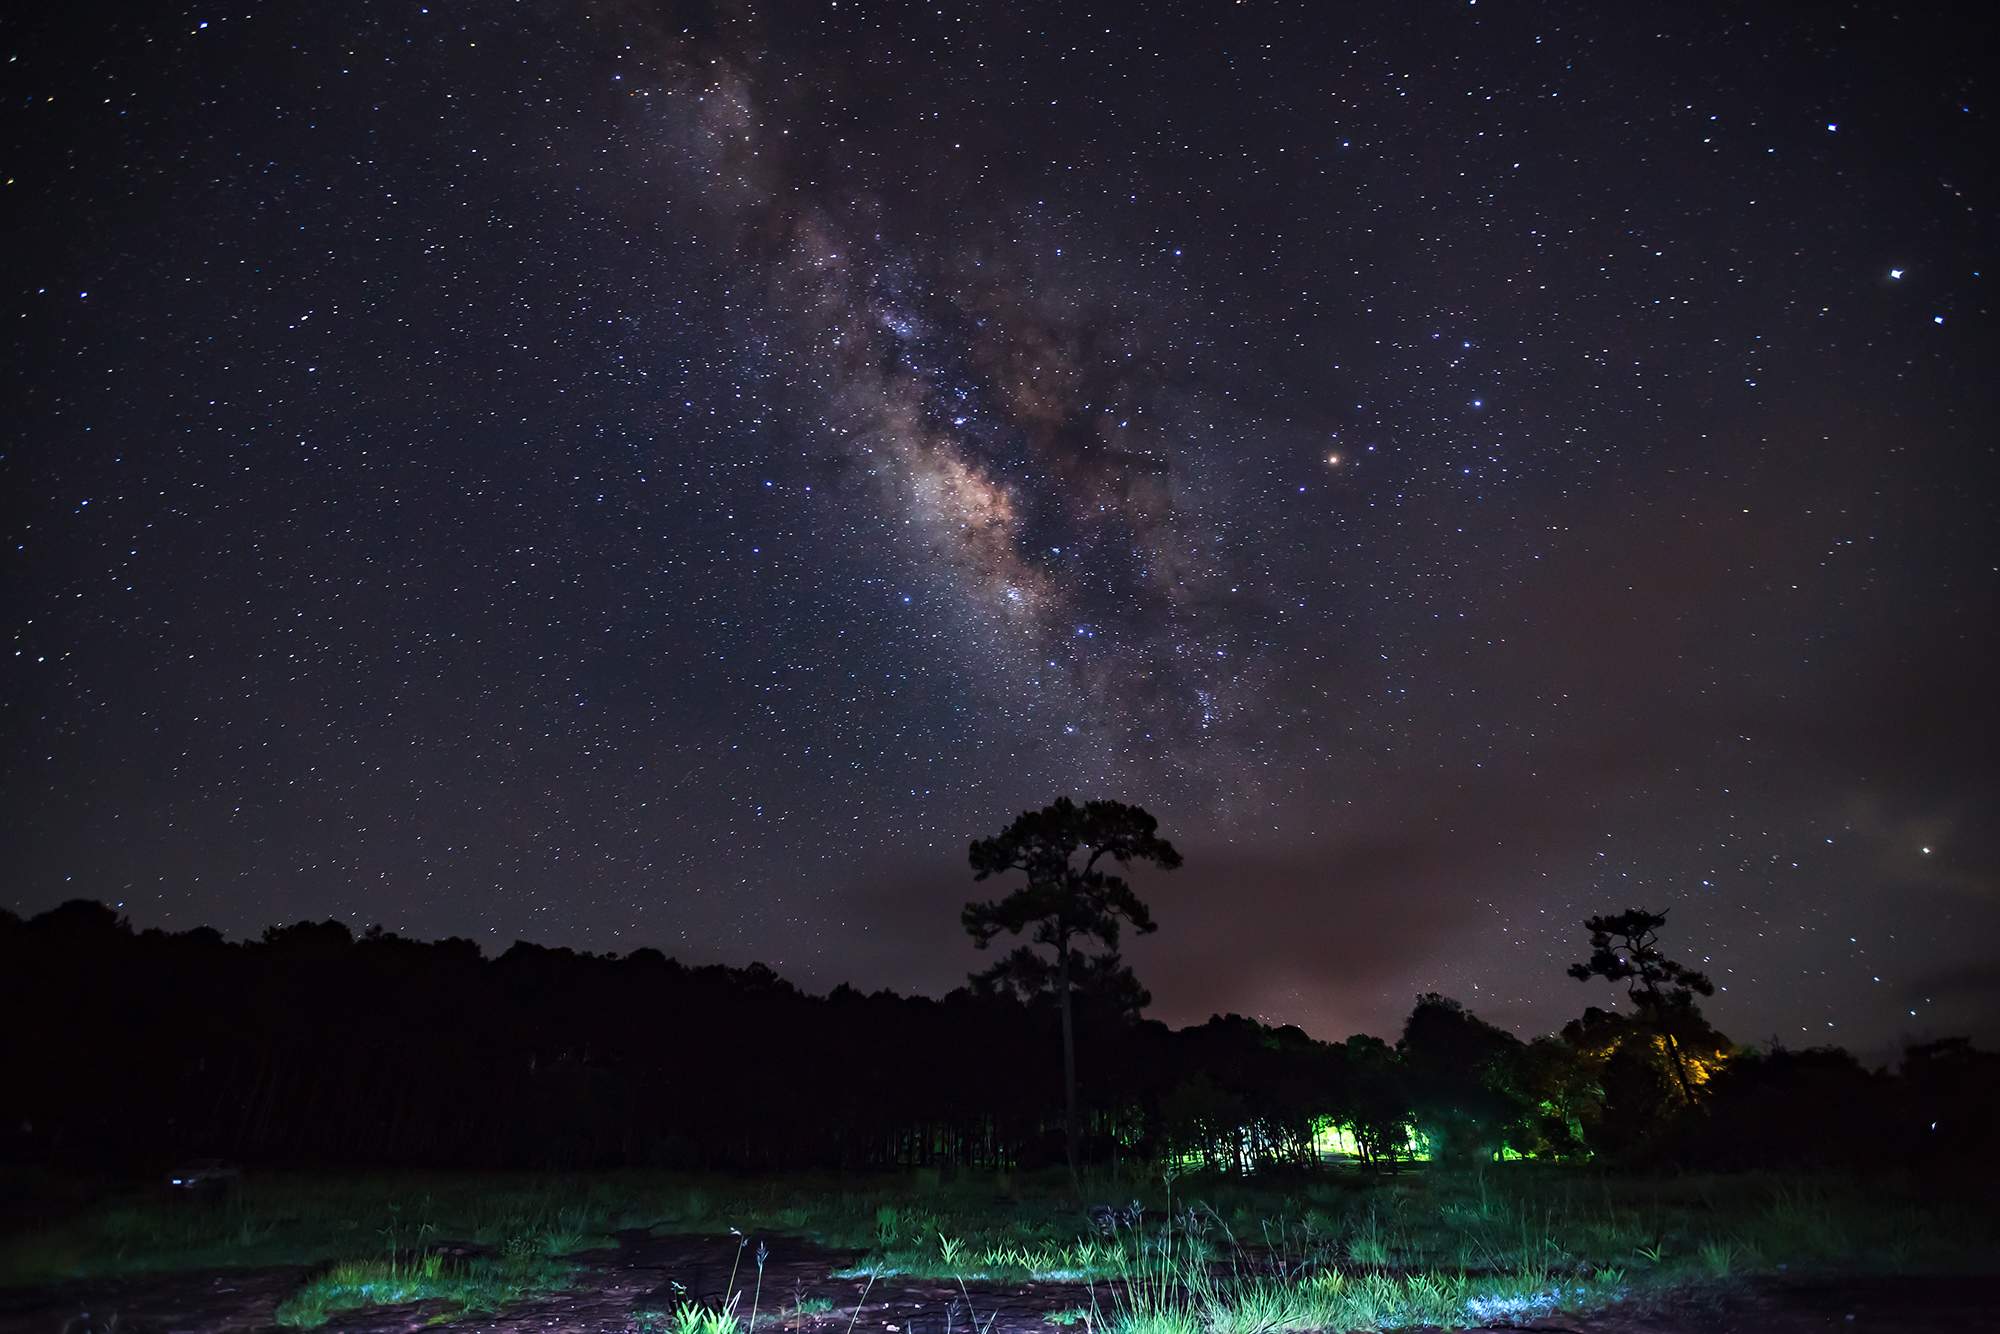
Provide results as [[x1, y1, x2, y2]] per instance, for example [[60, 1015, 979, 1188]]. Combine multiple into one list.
[[5, 0, 1995, 1054]]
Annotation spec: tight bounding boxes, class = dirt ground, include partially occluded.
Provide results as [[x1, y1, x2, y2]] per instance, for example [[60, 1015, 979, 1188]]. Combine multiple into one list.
[[2, 1234, 1994, 1334]]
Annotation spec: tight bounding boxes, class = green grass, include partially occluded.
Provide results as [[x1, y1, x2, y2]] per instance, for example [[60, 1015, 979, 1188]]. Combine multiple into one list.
[[633, 1293, 746, 1334], [273, 1245, 570, 1328], [807, 1165, 1996, 1332], [0, 1169, 655, 1286], [1076, 1195, 1618, 1334], [822, 1166, 1989, 1293], [7, 1164, 1997, 1333], [26, 1161, 1955, 1288]]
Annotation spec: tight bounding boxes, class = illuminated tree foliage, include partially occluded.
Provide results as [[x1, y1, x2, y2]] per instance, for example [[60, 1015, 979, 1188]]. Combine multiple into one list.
[[1567, 908, 1716, 1103], [1397, 994, 1522, 1161], [963, 797, 1182, 1187]]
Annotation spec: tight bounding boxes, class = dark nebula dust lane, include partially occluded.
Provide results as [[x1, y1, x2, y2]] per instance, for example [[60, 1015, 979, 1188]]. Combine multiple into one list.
[[4, 0, 1995, 1053]]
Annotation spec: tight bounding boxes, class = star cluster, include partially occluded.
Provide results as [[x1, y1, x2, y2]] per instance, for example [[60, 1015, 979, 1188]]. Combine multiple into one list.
[[5, 0, 1994, 1053]]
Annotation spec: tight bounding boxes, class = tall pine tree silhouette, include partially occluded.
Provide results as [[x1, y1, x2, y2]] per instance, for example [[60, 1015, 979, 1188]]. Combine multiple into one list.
[[964, 797, 1181, 1189]]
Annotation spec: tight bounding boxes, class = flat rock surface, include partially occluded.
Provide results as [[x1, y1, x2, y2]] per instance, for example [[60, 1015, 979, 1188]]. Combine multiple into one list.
[[3, 1234, 1995, 1334]]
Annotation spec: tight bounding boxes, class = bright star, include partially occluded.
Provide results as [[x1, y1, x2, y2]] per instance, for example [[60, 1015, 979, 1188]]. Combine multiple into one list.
[[1889, 268, 1903, 279]]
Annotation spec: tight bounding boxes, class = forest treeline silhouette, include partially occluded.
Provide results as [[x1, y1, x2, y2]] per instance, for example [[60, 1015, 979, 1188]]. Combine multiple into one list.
[[4, 897, 1994, 1176]]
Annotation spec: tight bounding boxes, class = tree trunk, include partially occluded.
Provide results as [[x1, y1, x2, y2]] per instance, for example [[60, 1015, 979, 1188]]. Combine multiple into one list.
[[1058, 940, 1080, 1194], [1644, 985, 1699, 1103], [1660, 1026, 1698, 1103]]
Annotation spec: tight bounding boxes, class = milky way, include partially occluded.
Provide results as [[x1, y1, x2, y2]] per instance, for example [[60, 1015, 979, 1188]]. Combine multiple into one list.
[[5, 0, 1995, 1054], [640, 10, 1262, 799]]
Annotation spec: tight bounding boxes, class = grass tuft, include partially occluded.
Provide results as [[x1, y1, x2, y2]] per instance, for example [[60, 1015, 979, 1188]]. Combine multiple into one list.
[[274, 1247, 569, 1329]]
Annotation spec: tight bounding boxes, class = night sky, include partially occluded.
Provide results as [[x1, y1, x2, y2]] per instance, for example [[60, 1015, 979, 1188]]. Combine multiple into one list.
[[7, 1, 1995, 1056]]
